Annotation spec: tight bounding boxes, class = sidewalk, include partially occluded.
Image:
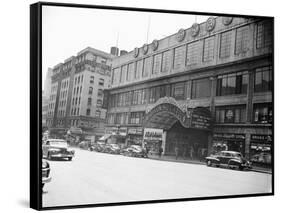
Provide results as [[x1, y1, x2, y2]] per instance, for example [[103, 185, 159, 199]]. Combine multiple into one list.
[[147, 154, 272, 174]]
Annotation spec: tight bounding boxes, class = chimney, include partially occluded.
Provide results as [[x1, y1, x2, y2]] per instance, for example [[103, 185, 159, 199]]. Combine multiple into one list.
[[110, 47, 119, 56], [120, 50, 128, 56]]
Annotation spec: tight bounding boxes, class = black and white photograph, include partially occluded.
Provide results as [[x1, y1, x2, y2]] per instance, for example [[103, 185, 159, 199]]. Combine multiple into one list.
[[31, 1, 273, 210]]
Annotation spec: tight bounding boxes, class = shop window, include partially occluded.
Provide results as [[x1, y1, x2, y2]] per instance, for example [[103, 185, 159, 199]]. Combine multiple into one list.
[[216, 71, 248, 96], [253, 103, 272, 124], [220, 30, 232, 58], [250, 135, 272, 165], [153, 53, 162, 75], [143, 57, 152, 77], [174, 45, 186, 70], [256, 20, 273, 49], [254, 66, 272, 93], [215, 105, 246, 123], [203, 36, 215, 62], [171, 82, 185, 100], [187, 41, 200, 65], [235, 26, 249, 54], [192, 78, 211, 99], [162, 50, 172, 73]]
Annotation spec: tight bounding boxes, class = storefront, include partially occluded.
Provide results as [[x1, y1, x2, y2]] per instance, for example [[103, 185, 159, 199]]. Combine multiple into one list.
[[212, 133, 246, 155], [250, 134, 272, 165], [127, 127, 143, 146], [143, 128, 163, 154]]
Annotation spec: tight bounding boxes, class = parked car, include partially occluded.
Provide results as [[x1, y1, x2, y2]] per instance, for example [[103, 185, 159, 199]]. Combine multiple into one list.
[[91, 142, 106, 152], [205, 151, 252, 170], [250, 152, 271, 164], [42, 139, 75, 161], [42, 160, 51, 188], [103, 143, 121, 154], [121, 145, 147, 158]]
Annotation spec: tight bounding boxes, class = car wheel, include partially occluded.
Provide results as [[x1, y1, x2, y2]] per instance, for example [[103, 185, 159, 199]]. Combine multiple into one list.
[[206, 160, 212, 167], [68, 157, 72, 161], [239, 165, 244, 171]]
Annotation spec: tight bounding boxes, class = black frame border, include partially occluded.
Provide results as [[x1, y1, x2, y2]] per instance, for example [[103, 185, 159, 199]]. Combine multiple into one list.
[[30, 1, 274, 210]]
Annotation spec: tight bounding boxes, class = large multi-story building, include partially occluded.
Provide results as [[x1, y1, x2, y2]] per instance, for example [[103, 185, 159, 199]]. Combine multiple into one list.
[[105, 16, 273, 165], [46, 47, 114, 137]]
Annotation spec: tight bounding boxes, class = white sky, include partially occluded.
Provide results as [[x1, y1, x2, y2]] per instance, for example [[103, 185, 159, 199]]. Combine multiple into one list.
[[42, 6, 209, 87]]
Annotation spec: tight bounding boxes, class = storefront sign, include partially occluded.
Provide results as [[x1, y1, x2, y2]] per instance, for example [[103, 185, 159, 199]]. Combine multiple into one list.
[[143, 128, 163, 141], [214, 133, 245, 140], [251, 134, 272, 142], [128, 128, 143, 135], [191, 114, 212, 129]]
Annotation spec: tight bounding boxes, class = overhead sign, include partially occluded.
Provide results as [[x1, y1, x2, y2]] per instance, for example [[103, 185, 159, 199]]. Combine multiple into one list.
[[143, 128, 163, 141]]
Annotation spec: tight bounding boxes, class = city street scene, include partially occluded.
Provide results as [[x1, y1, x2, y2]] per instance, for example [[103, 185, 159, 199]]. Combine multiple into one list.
[[42, 5, 273, 208]]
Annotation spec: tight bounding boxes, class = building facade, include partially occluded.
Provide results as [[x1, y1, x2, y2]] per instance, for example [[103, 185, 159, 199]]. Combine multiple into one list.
[[46, 47, 114, 137], [105, 16, 273, 165]]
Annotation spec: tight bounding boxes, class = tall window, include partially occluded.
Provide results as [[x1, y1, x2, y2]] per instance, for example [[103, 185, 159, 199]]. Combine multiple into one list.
[[215, 105, 246, 123], [143, 57, 152, 77], [90, 76, 94, 84], [216, 71, 248, 96], [256, 20, 273, 49], [174, 45, 186, 70], [130, 111, 144, 124], [135, 60, 143, 79], [98, 89, 103, 97], [95, 110, 101, 118], [127, 63, 135, 82], [253, 103, 272, 124], [187, 41, 200, 65], [162, 50, 172, 73], [86, 108, 91, 116], [220, 31, 232, 58], [254, 66, 272, 92], [96, 99, 103, 108], [99, 78, 104, 86], [235, 26, 249, 54], [88, 87, 93, 95], [203, 36, 215, 61], [171, 82, 185, 100], [153, 53, 162, 75], [192, 78, 211, 98], [120, 65, 127, 83], [113, 68, 120, 84], [87, 98, 92, 106]]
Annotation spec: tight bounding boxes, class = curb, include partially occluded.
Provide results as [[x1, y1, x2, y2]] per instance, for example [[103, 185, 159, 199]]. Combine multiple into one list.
[[147, 156, 272, 174]]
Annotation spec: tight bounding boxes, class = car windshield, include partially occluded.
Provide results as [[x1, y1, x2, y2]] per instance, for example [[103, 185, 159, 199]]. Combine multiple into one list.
[[111, 144, 119, 148], [232, 153, 242, 158], [49, 141, 67, 147], [131, 145, 142, 151]]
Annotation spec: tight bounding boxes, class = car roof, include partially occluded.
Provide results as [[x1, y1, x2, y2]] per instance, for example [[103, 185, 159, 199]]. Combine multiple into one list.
[[221, 151, 241, 154]]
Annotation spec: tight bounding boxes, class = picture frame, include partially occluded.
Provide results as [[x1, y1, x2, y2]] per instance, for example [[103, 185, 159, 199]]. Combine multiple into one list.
[[30, 1, 274, 210]]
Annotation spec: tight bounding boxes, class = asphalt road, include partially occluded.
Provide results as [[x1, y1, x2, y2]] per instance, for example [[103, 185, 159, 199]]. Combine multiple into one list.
[[43, 148, 272, 207]]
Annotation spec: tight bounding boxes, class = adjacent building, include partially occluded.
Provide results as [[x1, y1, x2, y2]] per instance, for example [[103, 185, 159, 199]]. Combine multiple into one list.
[[46, 47, 114, 138], [105, 16, 273, 165]]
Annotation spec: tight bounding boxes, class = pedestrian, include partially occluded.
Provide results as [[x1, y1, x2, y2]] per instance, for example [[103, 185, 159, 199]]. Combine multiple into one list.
[[190, 146, 194, 160], [145, 144, 150, 158], [175, 146, 179, 160], [158, 146, 163, 158]]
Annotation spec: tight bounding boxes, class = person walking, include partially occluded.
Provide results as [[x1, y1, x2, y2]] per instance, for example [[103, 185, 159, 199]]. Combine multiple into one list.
[[175, 146, 179, 160], [158, 146, 163, 158]]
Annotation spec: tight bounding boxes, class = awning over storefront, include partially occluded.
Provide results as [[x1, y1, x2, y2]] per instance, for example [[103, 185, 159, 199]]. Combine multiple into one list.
[[143, 97, 212, 131]]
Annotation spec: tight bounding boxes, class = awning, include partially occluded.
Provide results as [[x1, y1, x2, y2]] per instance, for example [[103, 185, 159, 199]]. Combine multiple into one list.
[[99, 134, 111, 141]]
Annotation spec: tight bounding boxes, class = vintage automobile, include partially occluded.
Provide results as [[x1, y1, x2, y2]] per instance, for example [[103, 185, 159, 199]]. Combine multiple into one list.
[[103, 143, 121, 154], [42, 139, 75, 161], [121, 145, 147, 158], [205, 151, 252, 170], [91, 141, 106, 152], [42, 160, 51, 188]]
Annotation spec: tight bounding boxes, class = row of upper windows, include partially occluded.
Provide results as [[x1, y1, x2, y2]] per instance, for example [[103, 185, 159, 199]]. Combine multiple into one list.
[[107, 111, 145, 125], [109, 66, 272, 108], [111, 21, 272, 86]]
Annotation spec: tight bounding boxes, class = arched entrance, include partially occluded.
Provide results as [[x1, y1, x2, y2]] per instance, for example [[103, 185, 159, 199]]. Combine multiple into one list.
[[143, 97, 213, 159]]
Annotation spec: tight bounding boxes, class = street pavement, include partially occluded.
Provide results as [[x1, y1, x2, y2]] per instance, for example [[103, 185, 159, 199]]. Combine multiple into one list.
[[43, 148, 272, 207]]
